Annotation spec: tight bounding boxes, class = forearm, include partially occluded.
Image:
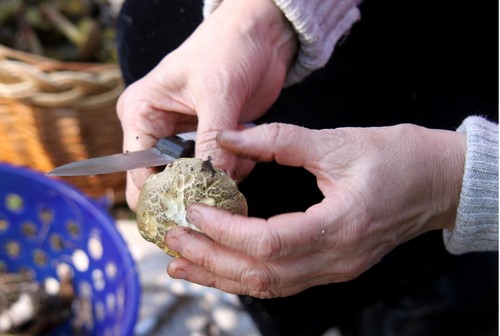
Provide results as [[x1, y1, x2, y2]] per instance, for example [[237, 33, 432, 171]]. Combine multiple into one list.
[[204, 0, 361, 85], [443, 116, 499, 254]]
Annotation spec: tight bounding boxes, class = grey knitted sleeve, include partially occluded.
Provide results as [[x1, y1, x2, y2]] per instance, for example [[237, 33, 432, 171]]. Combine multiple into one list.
[[203, 0, 361, 86], [443, 116, 499, 254]]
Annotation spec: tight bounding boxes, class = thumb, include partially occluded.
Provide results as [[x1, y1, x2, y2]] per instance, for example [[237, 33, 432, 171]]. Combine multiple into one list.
[[217, 123, 317, 168]]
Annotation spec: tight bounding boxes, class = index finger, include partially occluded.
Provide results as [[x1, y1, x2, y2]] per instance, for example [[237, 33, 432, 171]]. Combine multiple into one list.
[[186, 203, 333, 261]]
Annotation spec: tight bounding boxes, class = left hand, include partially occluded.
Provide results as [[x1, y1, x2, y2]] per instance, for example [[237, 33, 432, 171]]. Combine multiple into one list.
[[165, 123, 466, 298]]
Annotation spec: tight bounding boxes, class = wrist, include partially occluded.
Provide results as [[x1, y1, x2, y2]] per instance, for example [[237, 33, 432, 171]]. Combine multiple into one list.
[[390, 125, 466, 236], [423, 128, 467, 232]]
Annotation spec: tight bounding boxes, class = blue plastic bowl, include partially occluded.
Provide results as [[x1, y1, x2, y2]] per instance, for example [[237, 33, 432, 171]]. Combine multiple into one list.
[[0, 163, 140, 336]]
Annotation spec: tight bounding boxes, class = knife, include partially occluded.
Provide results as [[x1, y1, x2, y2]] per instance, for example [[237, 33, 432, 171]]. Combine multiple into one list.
[[47, 123, 256, 177], [47, 132, 196, 176]]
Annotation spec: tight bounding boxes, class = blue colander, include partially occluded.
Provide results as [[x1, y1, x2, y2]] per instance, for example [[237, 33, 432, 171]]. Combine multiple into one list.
[[0, 163, 140, 335]]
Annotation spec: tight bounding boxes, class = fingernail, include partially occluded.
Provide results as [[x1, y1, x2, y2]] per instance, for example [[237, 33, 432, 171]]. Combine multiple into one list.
[[217, 130, 243, 147], [186, 205, 201, 224], [165, 231, 181, 253], [168, 261, 187, 279]]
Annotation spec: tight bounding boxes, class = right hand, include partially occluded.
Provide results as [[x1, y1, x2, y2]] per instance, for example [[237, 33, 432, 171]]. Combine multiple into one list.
[[116, 0, 297, 210]]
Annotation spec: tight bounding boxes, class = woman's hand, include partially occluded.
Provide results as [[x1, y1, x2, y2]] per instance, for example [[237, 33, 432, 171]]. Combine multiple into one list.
[[165, 123, 467, 298], [116, 0, 297, 210]]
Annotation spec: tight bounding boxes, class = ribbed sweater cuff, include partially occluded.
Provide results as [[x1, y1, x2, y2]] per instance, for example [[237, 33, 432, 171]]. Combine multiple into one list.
[[203, 0, 222, 17], [443, 116, 499, 254], [203, 0, 361, 86], [273, 0, 360, 85]]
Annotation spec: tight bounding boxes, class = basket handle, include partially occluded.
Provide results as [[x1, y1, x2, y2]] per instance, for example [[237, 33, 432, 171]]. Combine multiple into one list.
[[0, 44, 123, 108]]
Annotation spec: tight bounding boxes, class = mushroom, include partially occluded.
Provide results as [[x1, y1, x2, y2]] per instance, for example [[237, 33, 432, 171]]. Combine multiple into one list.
[[136, 157, 248, 257]]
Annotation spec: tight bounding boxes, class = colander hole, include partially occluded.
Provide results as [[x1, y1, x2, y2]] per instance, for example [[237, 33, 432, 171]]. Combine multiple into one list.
[[5, 193, 23, 213], [50, 234, 65, 251], [21, 221, 37, 239], [4, 240, 21, 258], [33, 249, 48, 266], [0, 216, 8, 232], [95, 301, 106, 321], [88, 234, 103, 260], [92, 269, 105, 291], [72, 249, 89, 272], [106, 293, 116, 313], [38, 206, 54, 225], [66, 220, 80, 238], [116, 286, 125, 315], [76, 281, 94, 330], [78, 280, 92, 297], [44, 277, 60, 295], [105, 262, 117, 280], [56, 263, 73, 280]]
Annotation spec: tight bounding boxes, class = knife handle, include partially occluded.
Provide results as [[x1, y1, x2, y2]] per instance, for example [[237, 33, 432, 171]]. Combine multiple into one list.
[[156, 123, 255, 159], [156, 136, 195, 158]]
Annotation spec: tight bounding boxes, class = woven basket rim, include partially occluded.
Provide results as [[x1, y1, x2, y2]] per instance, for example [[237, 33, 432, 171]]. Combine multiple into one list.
[[0, 44, 123, 109]]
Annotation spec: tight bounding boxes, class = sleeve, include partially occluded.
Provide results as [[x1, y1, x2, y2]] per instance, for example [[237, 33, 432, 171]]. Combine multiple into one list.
[[203, 0, 361, 86], [443, 116, 499, 254]]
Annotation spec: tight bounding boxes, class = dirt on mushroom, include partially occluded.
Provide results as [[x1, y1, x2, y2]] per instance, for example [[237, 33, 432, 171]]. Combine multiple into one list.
[[136, 157, 248, 257]]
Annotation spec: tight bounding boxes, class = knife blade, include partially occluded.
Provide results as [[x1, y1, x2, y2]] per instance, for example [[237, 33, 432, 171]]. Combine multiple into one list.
[[47, 133, 195, 176]]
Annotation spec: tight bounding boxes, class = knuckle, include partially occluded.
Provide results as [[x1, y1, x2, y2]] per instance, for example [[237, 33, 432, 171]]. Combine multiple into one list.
[[265, 122, 286, 147], [116, 94, 126, 118], [195, 248, 217, 273], [252, 231, 282, 261], [204, 275, 218, 289], [116, 86, 135, 120], [241, 267, 275, 293]]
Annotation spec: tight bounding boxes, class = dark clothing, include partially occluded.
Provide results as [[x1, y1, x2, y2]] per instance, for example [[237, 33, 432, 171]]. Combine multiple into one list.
[[116, 0, 498, 335]]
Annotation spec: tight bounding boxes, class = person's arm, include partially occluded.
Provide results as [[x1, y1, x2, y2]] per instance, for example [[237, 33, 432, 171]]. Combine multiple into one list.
[[204, 0, 361, 85], [443, 116, 499, 254], [164, 122, 475, 297], [117, 0, 297, 210]]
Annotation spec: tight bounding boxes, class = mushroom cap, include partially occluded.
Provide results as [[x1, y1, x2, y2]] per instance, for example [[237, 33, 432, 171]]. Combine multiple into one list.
[[136, 158, 248, 257]]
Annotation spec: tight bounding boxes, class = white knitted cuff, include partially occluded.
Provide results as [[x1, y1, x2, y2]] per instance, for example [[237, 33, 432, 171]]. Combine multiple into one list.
[[443, 116, 499, 254], [273, 0, 360, 85], [203, 0, 222, 17], [203, 0, 361, 86]]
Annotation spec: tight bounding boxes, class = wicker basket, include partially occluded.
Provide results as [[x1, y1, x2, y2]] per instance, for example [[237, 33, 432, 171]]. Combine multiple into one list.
[[0, 45, 126, 204]]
